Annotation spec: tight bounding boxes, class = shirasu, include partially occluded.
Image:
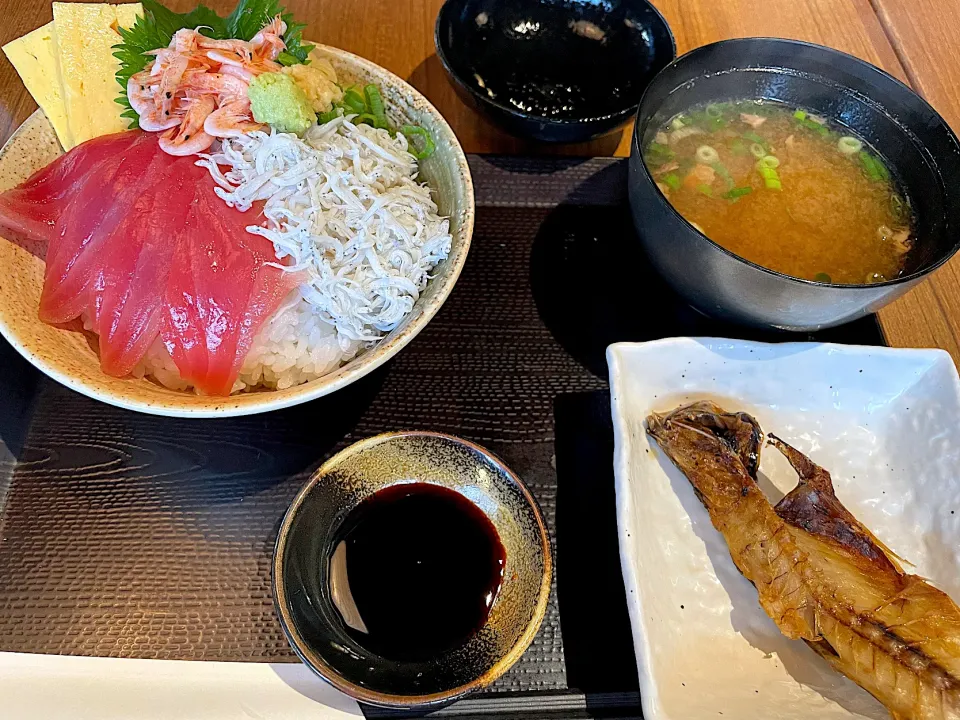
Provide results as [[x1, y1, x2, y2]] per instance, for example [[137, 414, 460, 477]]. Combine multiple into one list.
[[196, 116, 452, 345]]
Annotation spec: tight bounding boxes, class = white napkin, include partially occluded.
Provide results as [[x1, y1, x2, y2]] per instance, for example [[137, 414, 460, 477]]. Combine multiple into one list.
[[0, 652, 362, 719]]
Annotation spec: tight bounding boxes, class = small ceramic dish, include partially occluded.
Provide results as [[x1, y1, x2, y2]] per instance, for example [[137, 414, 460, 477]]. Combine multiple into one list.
[[608, 338, 960, 720], [0, 45, 474, 418], [272, 431, 552, 709], [435, 0, 675, 143]]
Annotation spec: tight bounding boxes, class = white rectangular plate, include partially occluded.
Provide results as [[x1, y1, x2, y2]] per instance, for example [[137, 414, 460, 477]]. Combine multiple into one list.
[[608, 338, 960, 720]]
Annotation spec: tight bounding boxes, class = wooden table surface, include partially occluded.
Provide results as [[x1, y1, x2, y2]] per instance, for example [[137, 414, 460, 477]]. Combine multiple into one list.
[[0, 0, 959, 361]]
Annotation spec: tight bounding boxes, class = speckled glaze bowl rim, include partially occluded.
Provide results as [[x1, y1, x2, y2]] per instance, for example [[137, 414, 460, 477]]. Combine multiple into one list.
[[631, 36, 960, 290], [0, 43, 475, 418], [271, 431, 554, 709], [434, 0, 676, 127]]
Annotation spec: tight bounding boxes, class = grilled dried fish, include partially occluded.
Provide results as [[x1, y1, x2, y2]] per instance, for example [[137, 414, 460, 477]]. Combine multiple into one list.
[[647, 401, 960, 720]]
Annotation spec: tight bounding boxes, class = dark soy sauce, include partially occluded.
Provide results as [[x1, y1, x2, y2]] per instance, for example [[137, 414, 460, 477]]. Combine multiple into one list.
[[330, 483, 506, 662]]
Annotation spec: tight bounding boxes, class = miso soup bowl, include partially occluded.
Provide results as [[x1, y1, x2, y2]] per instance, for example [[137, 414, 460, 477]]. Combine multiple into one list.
[[628, 38, 960, 331]]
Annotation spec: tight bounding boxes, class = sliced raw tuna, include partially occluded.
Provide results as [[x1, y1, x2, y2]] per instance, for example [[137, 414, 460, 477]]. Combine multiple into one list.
[[161, 179, 291, 396], [0, 131, 140, 250], [0, 130, 300, 395]]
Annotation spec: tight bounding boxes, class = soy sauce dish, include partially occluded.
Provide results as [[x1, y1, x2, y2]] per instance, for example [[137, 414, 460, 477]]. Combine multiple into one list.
[[435, 0, 675, 143], [629, 38, 960, 330], [272, 432, 552, 708]]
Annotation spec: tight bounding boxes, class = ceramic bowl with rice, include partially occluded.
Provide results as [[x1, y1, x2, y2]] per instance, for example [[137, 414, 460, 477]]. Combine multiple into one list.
[[0, 45, 474, 417]]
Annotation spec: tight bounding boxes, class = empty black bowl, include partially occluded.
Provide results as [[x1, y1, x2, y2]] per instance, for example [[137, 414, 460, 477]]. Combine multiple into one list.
[[628, 38, 960, 330], [435, 0, 675, 143]]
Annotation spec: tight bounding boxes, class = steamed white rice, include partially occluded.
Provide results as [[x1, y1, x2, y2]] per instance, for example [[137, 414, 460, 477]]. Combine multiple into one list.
[[125, 290, 361, 393]]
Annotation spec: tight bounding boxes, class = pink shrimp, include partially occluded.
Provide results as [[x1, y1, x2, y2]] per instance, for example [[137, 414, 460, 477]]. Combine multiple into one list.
[[158, 95, 216, 156], [138, 105, 182, 132], [127, 70, 158, 115], [156, 54, 190, 116], [128, 16, 295, 156], [251, 57, 282, 73], [179, 72, 250, 103], [171, 27, 200, 54], [206, 49, 251, 68], [219, 64, 257, 83], [250, 16, 287, 61], [204, 97, 263, 139], [196, 36, 255, 57]]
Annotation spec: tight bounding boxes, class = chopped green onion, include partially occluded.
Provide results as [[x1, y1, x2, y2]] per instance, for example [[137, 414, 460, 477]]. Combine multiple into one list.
[[664, 173, 682, 191], [364, 84, 390, 129], [750, 143, 767, 159], [793, 109, 807, 121], [890, 193, 907, 221], [875, 158, 891, 182], [743, 131, 769, 150], [342, 88, 366, 114], [355, 112, 378, 126], [645, 142, 675, 167], [712, 161, 734, 189], [861, 155, 880, 180], [697, 183, 713, 197], [757, 155, 780, 169], [800, 117, 830, 135], [858, 150, 887, 181], [722, 186, 753, 199], [814, 272, 832, 283], [837, 136, 863, 156], [696, 145, 720, 164], [401, 125, 436, 159], [757, 164, 781, 189], [705, 103, 725, 119], [317, 107, 342, 124], [707, 116, 727, 132], [670, 116, 686, 131]]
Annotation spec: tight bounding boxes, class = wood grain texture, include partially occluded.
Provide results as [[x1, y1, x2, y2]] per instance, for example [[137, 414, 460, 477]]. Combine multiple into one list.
[[865, 0, 960, 359], [0, 0, 957, 359]]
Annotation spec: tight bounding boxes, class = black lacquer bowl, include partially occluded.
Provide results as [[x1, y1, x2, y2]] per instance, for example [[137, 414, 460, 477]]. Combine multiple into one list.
[[273, 432, 552, 709], [628, 38, 960, 331], [435, 0, 675, 143]]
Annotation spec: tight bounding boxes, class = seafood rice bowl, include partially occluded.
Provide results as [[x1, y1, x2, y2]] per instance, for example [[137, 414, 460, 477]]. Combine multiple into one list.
[[0, 0, 473, 413]]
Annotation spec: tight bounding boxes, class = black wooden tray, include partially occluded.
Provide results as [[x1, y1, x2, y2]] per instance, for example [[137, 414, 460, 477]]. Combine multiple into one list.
[[0, 156, 883, 719]]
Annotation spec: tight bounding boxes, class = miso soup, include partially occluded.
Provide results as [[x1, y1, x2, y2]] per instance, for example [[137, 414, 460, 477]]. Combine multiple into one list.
[[643, 100, 913, 284]]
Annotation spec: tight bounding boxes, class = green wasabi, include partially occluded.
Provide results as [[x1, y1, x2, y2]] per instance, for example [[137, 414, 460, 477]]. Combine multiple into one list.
[[248, 73, 315, 135]]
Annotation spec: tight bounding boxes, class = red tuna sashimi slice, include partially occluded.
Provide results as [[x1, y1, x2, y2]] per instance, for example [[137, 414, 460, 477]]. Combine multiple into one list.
[[91, 155, 197, 376], [162, 178, 296, 396], [41, 133, 167, 325], [0, 131, 300, 395], [0, 132, 140, 250]]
